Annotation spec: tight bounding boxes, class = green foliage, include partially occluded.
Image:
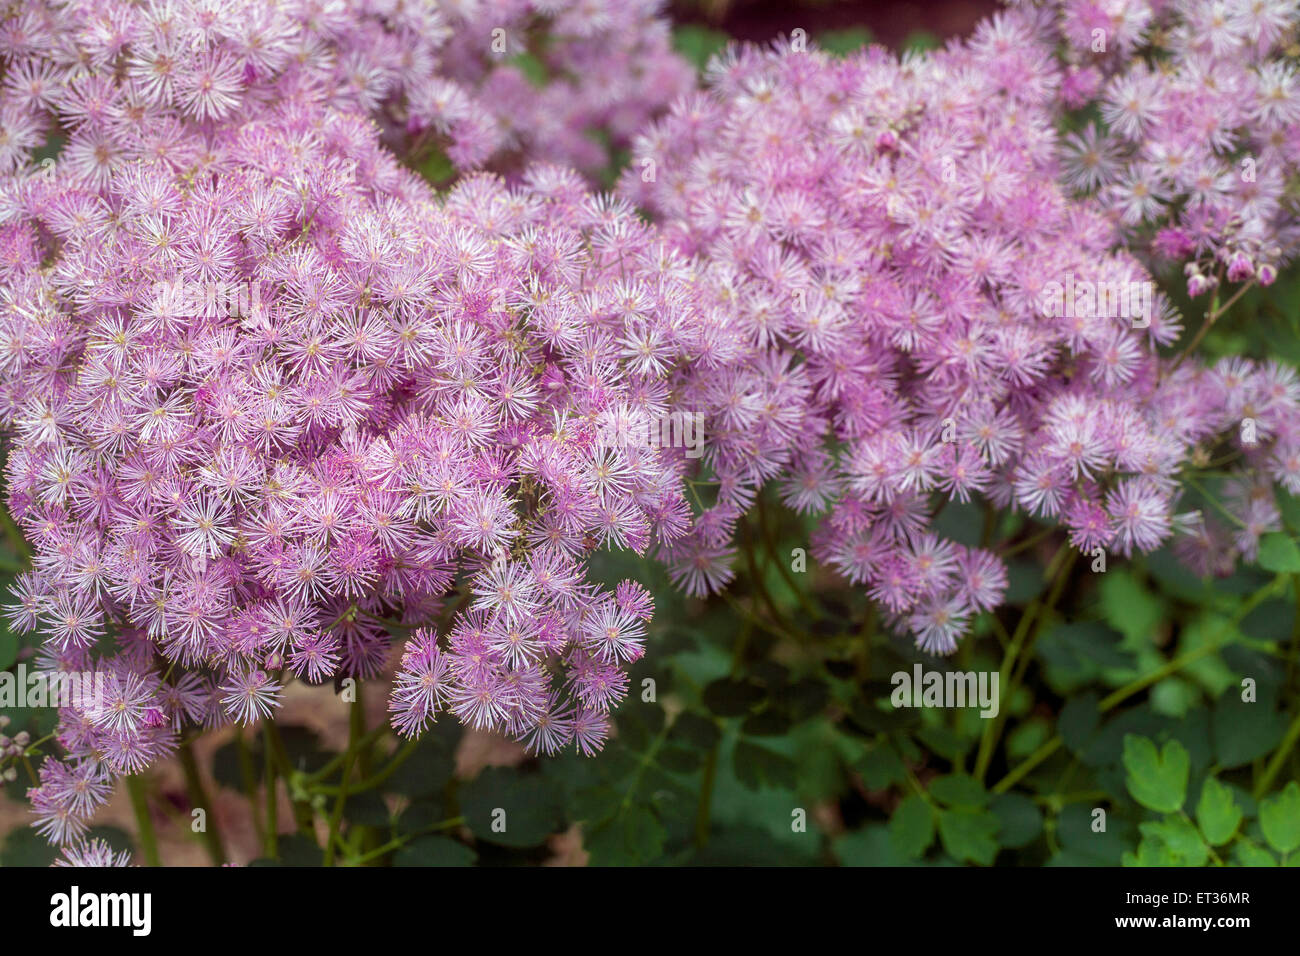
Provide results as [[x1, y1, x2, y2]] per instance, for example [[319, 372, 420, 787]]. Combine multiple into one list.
[[1195, 777, 1242, 846], [1259, 782, 1300, 855], [817, 28, 873, 55], [672, 25, 729, 72], [1122, 735, 1189, 813]]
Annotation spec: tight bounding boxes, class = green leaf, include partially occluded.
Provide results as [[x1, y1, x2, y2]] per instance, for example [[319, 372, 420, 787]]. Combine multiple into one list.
[[249, 834, 323, 867], [1098, 570, 1165, 645], [656, 743, 703, 773], [668, 712, 720, 751], [1054, 803, 1132, 866], [703, 678, 764, 716], [384, 726, 457, 798], [1123, 837, 1178, 866], [1258, 533, 1300, 572], [1039, 621, 1135, 685], [1196, 777, 1243, 846], [856, 743, 904, 790], [1212, 690, 1288, 768], [1150, 677, 1198, 717], [741, 708, 792, 737], [459, 768, 562, 847], [1232, 838, 1277, 867], [937, 808, 1000, 865], [0, 826, 59, 866], [1136, 817, 1210, 866], [929, 774, 989, 809], [584, 805, 666, 866], [1122, 734, 1189, 813], [889, 794, 935, 859], [393, 836, 476, 867], [835, 824, 917, 866], [1123, 818, 1209, 867], [732, 738, 797, 790], [1178, 615, 1241, 698], [989, 793, 1043, 849], [1059, 692, 1103, 762], [1007, 717, 1051, 759], [1259, 781, 1300, 855]]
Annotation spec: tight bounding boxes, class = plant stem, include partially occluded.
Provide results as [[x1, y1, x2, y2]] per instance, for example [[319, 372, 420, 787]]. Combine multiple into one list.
[[742, 515, 794, 634], [974, 543, 1074, 782], [264, 719, 316, 837], [1255, 709, 1300, 798], [234, 728, 264, 847], [1286, 574, 1300, 694], [323, 689, 366, 867], [314, 737, 420, 797], [758, 493, 820, 620], [302, 725, 389, 785], [263, 721, 278, 859], [1168, 279, 1254, 374], [345, 817, 465, 866], [125, 774, 161, 867], [177, 740, 225, 865]]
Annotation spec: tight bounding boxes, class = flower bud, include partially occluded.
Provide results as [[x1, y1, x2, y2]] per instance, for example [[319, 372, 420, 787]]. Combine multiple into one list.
[[1226, 251, 1254, 283]]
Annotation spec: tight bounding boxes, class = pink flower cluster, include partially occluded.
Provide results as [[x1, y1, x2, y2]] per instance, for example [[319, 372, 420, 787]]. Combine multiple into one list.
[[1, 0, 1298, 857], [422, 0, 694, 175], [0, 0, 688, 178], [623, 14, 1300, 652], [0, 71, 721, 842], [1049, 0, 1300, 290]]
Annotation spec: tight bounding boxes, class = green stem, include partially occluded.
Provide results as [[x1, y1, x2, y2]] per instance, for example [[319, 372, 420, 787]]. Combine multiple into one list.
[[1286, 574, 1300, 694], [345, 817, 465, 866], [234, 728, 265, 847], [263, 722, 279, 859], [742, 516, 794, 634], [974, 544, 1074, 782], [125, 775, 161, 867], [264, 719, 316, 838], [1168, 278, 1253, 374], [719, 590, 797, 644], [1255, 709, 1300, 799], [323, 693, 366, 867], [998, 523, 1055, 558], [302, 724, 389, 785], [177, 740, 226, 865], [758, 493, 820, 620], [313, 737, 420, 797]]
